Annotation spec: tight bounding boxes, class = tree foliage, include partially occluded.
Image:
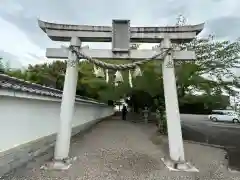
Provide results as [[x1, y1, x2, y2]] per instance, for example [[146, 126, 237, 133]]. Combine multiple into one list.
[[0, 58, 9, 73], [176, 38, 240, 101], [0, 58, 4, 73], [3, 37, 240, 110]]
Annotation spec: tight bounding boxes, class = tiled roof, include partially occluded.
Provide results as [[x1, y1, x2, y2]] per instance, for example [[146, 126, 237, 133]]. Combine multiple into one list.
[[0, 73, 104, 105]]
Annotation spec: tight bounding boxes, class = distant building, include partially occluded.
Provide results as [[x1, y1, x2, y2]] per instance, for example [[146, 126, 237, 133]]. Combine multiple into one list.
[[114, 99, 128, 112]]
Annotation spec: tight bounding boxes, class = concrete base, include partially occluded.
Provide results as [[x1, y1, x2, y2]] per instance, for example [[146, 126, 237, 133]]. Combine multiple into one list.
[[40, 159, 72, 170], [161, 158, 199, 172], [40, 155, 80, 171], [228, 168, 240, 173]]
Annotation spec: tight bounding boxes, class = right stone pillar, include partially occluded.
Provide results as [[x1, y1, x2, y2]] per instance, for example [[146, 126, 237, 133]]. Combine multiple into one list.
[[161, 38, 185, 162]]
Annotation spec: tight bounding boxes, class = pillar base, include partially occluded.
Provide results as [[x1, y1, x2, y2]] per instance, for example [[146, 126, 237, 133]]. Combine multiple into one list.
[[228, 168, 240, 173], [40, 158, 75, 171], [161, 158, 199, 172]]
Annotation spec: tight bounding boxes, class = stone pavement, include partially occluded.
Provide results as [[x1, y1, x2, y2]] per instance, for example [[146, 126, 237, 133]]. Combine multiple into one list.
[[2, 118, 240, 180]]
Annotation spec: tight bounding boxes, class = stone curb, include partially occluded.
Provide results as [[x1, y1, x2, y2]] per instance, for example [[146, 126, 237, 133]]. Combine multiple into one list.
[[183, 140, 226, 149]]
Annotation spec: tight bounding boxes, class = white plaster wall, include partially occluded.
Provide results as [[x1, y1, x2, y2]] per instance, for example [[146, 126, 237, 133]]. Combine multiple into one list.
[[0, 90, 113, 152]]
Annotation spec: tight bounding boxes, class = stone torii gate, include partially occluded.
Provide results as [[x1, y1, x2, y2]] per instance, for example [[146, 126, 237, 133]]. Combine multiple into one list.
[[38, 19, 204, 171]]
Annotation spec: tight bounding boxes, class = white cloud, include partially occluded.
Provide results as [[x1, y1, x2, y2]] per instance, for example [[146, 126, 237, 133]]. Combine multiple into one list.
[[0, 0, 239, 67], [0, 0, 23, 15], [181, 0, 240, 23], [0, 17, 45, 66]]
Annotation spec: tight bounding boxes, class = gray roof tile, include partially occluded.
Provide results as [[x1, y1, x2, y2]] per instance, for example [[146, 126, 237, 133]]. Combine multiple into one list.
[[0, 73, 105, 105]]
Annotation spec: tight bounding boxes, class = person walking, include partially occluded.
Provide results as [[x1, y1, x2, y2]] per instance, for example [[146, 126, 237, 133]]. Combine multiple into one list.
[[121, 105, 128, 120]]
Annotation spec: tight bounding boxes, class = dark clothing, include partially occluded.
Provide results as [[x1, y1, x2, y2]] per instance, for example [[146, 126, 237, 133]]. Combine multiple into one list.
[[122, 113, 127, 120], [121, 106, 128, 120]]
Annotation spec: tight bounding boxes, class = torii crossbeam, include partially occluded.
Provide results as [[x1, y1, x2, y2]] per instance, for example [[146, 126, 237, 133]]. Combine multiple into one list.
[[39, 19, 203, 60]]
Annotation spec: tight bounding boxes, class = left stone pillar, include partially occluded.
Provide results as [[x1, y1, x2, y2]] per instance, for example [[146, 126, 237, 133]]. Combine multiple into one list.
[[53, 37, 81, 169]]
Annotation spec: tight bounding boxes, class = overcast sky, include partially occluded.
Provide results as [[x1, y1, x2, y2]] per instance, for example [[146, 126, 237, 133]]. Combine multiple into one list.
[[0, 0, 240, 68]]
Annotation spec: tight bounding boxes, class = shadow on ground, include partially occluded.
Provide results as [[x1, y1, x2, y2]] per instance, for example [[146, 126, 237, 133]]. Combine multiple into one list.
[[120, 112, 240, 171], [182, 125, 240, 171]]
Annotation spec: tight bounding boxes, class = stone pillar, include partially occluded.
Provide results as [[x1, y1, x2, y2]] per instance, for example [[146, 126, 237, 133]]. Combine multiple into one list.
[[54, 37, 81, 162], [161, 38, 185, 162]]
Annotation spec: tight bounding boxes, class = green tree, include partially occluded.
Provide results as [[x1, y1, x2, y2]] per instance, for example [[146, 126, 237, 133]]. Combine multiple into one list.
[[177, 38, 240, 96], [0, 58, 4, 73], [174, 38, 240, 108], [5, 37, 240, 108]]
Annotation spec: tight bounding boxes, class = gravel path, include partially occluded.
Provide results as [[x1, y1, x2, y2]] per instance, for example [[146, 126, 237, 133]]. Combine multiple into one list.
[[2, 119, 240, 180]]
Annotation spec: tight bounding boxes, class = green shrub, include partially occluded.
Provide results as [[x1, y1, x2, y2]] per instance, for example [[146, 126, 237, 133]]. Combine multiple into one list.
[[157, 109, 168, 135]]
